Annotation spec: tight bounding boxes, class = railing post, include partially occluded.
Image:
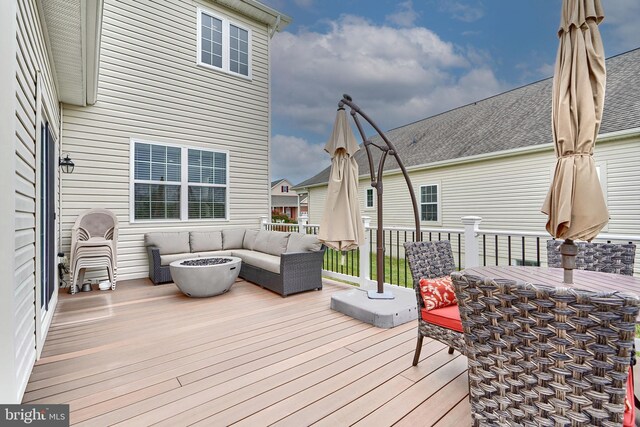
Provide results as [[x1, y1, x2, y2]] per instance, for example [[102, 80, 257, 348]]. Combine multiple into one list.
[[461, 216, 482, 268], [360, 216, 371, 288], [259, 215, 268, 231], [298, 214, 308, 234]]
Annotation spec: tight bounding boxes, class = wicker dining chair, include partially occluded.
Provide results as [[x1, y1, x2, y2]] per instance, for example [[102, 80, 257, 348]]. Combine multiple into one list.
[[404, 240, 466, 366], [547, 240, 636, 276], [452, 270, 640, 426]]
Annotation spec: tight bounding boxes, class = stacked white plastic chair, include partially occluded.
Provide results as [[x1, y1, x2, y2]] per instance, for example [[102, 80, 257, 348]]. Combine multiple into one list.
[[69, 209, 118, 294]]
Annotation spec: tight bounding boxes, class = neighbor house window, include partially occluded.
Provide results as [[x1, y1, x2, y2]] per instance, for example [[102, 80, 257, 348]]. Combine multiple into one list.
[[281, 185, 289, 193], [198, 8, 251, 78], [420, 184, 439, 222], [365, 188, 374, 208], [132, 141, 228, 221]]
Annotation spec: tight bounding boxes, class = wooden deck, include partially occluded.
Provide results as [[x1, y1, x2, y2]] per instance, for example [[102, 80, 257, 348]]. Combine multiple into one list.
[[23, 278, 471, 426]]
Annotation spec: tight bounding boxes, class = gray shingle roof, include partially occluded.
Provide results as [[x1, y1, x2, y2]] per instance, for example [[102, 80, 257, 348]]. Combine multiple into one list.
[[295, 48, 640, 188], [272, 195, 299, 207]]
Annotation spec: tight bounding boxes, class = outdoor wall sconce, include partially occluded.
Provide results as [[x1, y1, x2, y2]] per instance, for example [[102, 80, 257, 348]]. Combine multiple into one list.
[[59, 154, 75, 174]]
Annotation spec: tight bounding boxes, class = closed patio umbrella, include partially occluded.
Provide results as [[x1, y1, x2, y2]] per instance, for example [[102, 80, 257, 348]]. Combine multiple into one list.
[[542, 0, 608, 282], [318, 108, 365, 252]]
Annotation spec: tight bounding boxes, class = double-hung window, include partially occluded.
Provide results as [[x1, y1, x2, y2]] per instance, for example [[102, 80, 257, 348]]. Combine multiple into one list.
[[132, 141, 228, 222], [198, 8, 251, 78], [365, 188, 374, 208], [420, 184, 439, 222]]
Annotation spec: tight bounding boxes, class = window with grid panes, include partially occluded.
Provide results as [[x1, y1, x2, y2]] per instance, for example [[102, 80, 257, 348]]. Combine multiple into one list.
[[132, 141, 228, 221], [420, 184, 439, 222], [198, 8, 251, 78]]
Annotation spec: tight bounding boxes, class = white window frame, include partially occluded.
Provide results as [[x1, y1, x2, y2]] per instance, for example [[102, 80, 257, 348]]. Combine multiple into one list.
[[419, 183, 441, 225], [365, 187, 374, 209], [129, 139, 230, 223], [196, 7, 252, 80]]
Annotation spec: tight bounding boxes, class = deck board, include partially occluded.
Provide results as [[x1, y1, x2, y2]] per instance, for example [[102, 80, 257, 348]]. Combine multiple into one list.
[[24, 278, 470, 426]]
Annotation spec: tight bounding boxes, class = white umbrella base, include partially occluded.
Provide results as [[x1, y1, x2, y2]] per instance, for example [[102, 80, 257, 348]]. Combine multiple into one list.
[[330, 286, 418, 328]]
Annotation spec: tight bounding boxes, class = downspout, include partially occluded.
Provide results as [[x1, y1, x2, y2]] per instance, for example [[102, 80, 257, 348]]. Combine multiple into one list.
[[267, 16, 281, 221]]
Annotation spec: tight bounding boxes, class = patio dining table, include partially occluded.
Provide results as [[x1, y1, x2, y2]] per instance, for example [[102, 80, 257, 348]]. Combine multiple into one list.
[[462, 265, 640, 321]]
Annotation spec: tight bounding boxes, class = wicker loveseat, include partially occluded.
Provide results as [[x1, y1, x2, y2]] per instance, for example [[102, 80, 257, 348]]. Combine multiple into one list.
[[145, 229, 325, 297]]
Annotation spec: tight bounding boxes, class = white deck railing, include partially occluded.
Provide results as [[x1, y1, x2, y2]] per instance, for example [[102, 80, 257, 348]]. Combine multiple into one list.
[[261, 216, 640, 288]]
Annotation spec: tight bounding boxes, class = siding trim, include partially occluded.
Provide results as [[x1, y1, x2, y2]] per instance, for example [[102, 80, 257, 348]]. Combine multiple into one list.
[[1, 0, 19, 404]]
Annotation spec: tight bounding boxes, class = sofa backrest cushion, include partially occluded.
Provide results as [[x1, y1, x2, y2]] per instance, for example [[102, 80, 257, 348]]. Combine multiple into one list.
[[145, 232, 190, 255], [222, 228, 246, 250], [286, 233, 323, 253], [243, 229, 259, 250], [254, 230, 290, 256], [190, 231, 223, 253]]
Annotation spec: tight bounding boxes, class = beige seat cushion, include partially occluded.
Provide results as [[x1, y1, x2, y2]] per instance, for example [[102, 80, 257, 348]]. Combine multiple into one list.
[[254, 230, 290, 256], [146, 232, 190, 255], [286, 233, 322, 253], [160, 253, 196, 266], [195, 250, 233, 258], [190, 231, 223, 252], [232, 249, 280, 274], [243, 229, 259, 250], [222, 229, 246, 250]]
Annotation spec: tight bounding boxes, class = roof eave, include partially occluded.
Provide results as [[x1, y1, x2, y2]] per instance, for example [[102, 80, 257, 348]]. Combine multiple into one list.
[[212, 0, 292, 31]]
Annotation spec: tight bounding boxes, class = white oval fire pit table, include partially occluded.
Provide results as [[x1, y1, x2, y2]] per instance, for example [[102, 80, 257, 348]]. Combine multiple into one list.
[[169, 256, 241, 297]]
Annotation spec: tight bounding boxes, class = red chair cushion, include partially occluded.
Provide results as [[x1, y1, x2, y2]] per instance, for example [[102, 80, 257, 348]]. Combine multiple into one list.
[[419, 276, 457, 310], [420, 305, 463, 333]]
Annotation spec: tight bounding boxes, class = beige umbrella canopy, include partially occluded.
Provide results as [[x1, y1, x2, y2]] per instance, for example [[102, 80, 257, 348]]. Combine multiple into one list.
[[318, 108, 365, 252], [542, 0, 608, 242]]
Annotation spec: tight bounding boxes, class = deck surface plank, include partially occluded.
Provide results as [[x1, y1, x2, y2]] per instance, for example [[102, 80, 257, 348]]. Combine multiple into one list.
[[24, 278, 470, 426]]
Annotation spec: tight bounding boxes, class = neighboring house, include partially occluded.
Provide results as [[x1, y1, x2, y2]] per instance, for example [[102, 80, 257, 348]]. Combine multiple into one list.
[[271, 178, 301, 220], [1, 0, 289, 403], [299, 193, 308, 217], [295, 49, 640, 246]]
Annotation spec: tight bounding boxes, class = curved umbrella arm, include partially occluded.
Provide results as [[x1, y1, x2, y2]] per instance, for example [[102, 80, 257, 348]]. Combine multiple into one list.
[[338, 94, 422, 243]]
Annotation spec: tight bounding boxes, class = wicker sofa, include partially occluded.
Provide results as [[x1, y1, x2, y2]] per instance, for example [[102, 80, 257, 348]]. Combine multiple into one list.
[[145, 229, 325, 297]]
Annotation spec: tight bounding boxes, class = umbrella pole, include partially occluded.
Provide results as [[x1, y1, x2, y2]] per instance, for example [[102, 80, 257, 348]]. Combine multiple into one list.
[[560, 238, 577, 284], [339, 94, 422, 299]]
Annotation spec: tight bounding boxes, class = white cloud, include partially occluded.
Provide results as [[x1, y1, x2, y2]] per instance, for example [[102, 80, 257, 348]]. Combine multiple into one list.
[[438, 1, 484, 23], [271, 14, 505, 137], [601, 0, 640, 53], [271, 134, 330, 184], [385, 1, 420, 28]]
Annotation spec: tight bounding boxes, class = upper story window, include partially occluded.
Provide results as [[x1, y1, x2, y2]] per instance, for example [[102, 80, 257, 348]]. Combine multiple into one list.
[[197, 8, 251, 78], [281, 185, 289, 193], [365, 188, 374, 208], [131, 140, 228, 222], [420, 184, 439, 222]]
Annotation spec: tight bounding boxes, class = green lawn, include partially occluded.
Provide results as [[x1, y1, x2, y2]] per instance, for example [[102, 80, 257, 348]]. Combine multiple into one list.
[[323, 248, 411, 288]]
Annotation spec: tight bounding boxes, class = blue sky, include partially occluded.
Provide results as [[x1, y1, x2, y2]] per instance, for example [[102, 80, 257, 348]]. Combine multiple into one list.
[[262, 0, 640, 184]]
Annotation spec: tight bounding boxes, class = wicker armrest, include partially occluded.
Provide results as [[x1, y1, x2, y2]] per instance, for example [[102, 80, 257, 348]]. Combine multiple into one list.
[[279, 247, 325, 295], [147, 246, 162, 283]]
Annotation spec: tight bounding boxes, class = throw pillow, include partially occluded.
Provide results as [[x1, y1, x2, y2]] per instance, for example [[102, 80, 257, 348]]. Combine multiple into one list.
[[419, 276, 457, 311]]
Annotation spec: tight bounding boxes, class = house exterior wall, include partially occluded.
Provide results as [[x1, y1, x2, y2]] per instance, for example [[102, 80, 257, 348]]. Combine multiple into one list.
[[60, 0, 272, 280], [306, 132, 640, 241], [271, 179, 297, 196], [1, 0, 62, 403]]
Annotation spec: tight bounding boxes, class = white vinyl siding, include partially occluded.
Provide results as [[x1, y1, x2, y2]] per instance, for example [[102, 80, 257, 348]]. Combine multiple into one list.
[[12, 0, 61, 402], [306, 134, 640, 237], [61, 0, 271, 281], [197, 7, 252, 78]]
